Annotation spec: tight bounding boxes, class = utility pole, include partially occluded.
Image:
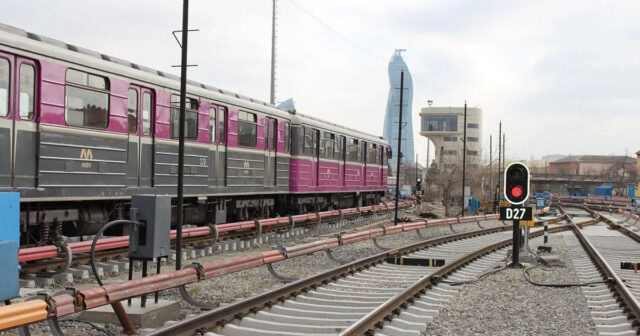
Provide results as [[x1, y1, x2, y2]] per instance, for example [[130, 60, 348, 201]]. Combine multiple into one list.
[[394, 69, 405, 225], [461, 101, 467, 216], [489, 134, 492, 198], [270, 0, 277, 105], [498, 121, 502, 198], [176, 0, 190, 271], [503, 132, 506, 182], [415, 153, 418, 185]]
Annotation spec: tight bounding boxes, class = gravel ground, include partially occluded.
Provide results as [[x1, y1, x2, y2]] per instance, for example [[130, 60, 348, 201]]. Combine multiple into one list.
[[4, 202, 499, 336], [423, 233, 599, 336]]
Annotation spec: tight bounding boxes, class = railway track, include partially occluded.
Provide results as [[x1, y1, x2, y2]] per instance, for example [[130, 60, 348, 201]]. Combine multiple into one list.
[[145, 222, 569, 336], [557, 204, 640, 335]]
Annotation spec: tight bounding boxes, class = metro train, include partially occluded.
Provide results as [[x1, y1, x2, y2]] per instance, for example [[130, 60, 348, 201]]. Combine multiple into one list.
[[0, 24, 390, 246]]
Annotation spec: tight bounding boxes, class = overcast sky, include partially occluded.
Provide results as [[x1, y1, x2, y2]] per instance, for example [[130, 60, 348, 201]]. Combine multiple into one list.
[[2, 1, 639, 163]]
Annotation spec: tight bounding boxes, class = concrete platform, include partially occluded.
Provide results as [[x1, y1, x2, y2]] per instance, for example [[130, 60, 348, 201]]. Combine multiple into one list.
[[79, 298, 180, 328]]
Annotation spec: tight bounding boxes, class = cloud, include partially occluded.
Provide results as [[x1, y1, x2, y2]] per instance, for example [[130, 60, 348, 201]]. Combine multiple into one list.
[[1, 0, 638, 162]]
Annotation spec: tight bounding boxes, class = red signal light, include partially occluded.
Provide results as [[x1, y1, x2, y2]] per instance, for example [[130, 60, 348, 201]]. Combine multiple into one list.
[[511, 186, 523, 198]]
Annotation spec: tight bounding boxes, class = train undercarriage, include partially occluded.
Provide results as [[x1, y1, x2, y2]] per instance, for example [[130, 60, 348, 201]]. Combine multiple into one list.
[[19, 191, 384, 246]]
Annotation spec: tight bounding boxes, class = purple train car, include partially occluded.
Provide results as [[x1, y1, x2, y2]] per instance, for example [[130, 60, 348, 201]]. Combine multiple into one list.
[[0, 23, 388, 246]]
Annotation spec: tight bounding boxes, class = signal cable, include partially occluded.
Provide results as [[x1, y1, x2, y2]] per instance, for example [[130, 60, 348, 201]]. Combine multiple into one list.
[[90, 219, 140, 287]]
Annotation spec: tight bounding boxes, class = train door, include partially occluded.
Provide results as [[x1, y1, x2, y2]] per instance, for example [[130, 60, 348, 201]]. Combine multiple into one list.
[[264, 117, 277, 186], [216, 106, 227, 187], [380, 145, 385, 185], [126, 86, 154, 187], [208, 105, 218, 187], [361, 141, 367, 187], [0, 53, 39, 188], [313, 129, 320, 187]]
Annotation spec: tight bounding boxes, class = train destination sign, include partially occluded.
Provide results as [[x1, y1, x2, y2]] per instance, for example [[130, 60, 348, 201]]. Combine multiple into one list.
[[499, 206, 533, 221]]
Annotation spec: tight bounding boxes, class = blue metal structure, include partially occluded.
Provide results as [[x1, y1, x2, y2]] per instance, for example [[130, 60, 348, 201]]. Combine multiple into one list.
[[0, 192, 20, 301], [467, 196, 480, 215]]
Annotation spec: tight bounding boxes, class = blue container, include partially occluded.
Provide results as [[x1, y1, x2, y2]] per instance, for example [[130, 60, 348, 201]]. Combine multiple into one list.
[[0, 192, 20, 301], [594, 184, 614, 197]]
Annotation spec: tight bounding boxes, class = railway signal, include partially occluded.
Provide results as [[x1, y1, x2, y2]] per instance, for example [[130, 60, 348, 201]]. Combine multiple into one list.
[[500, 162, 532, 267], [504, 162, 530, 205]]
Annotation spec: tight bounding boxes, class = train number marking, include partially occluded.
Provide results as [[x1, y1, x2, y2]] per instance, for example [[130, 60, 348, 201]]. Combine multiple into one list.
[[499, 207, 533, 220], [243, 161, 250, 169], [199, 158, 207, 167]]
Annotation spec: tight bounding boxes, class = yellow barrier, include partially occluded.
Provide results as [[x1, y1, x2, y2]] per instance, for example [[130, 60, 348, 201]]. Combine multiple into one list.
[[0, 300, 48, 330]]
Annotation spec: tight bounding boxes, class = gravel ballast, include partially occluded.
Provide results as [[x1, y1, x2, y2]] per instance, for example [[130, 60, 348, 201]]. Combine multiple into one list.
[[423, 233, 598, 336]]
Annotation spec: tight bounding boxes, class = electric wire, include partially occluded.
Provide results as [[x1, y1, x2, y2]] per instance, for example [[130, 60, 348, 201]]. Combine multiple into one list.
[[285, 0, 438, 93], [90, 219, 139, 286], [59, 319, 116, 336]]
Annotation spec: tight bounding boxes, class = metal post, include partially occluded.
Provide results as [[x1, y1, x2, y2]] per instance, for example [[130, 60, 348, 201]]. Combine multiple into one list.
[[489, 134, 492, 198], [155, 257, 161, 303], [141, 260, 148, 308], [544, 221, 548, 244], [502, 132, 506, 185], [415, 154, 418, 184], [270, 0, 277, 105], [127, 258, 133, 306], [393, 69, 405, 225], [176, 0, 189, 271], [461, 101, 467, 216], [511, 220, 520, 266], [498, 121, 502, 201]]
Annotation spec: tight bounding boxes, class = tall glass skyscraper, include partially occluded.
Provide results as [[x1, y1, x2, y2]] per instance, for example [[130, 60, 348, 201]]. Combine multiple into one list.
[[383, 50, 414, 167]]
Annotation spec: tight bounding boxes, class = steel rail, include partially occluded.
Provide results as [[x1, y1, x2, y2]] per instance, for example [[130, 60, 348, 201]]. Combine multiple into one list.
[[145, 224, 564, 336], [570, 221, 640, 330], [562, 203, 640, 243], [341, 224, 570, 335]]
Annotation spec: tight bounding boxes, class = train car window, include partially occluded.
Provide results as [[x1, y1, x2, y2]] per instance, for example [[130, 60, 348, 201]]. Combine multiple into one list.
[[65, 69, 109, 129], [18, 64, 35, 120], [237, 110, 257, 147], [170, 94, 198, 139], [380, 145, 385, 165], [127, 89, 138, 133], [336, 135, 345, 160], [313, 129, 319, 157], [142, 92, 152, 135], [218, 108, 226, 145], [284, 122, 290, 153], [303, 126, 313, 155], [347, 138, 359, 162], [368, 143, 378, 164], [323, 132, 335, 159], [0, 58, 8, 117], [210, 107, 217, 144]]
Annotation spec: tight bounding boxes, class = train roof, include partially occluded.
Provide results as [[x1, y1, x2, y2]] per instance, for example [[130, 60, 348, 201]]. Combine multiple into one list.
[[0, 22, 387, 144]]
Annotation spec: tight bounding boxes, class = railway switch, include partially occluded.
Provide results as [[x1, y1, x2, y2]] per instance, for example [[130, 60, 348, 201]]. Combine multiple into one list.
[[0, 192, 20, 301], [129, 195, 171, 260]]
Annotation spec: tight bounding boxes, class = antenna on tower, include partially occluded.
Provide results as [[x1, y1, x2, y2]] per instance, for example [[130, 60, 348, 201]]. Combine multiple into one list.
[[270, 0, 278, 105]]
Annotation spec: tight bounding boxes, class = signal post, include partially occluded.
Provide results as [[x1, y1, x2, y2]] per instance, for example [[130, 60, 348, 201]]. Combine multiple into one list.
[[500, 162, 532, 268]]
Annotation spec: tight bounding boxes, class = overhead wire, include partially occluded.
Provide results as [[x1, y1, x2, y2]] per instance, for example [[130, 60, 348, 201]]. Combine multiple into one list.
[[285, 0, 438, 94]]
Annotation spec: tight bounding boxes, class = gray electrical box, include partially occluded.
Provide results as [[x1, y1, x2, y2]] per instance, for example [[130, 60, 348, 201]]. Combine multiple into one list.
[[129, 194, 171, 260]]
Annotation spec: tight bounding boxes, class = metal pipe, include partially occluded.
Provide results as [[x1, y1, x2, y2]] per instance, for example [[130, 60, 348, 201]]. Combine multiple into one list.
[[393, 69, 405, 225], [111, 301, 137, 335], [176, 0, 189, 271]]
